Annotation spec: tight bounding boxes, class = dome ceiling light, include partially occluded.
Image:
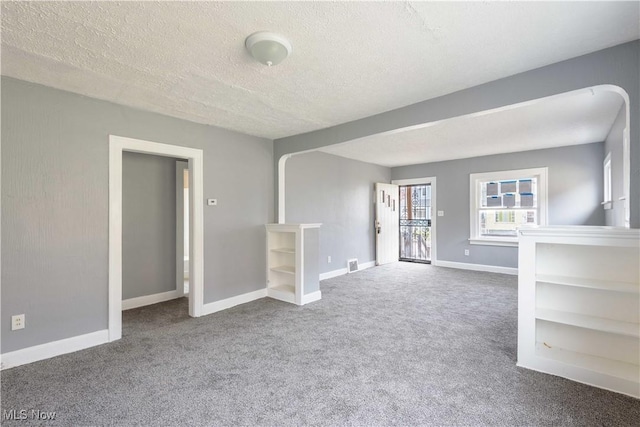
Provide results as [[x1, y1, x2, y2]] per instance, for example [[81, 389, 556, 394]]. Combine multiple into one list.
[[245, 31, 292, 67]]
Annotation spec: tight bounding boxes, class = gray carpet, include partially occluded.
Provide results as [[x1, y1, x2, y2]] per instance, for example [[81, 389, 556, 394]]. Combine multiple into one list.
[[1, 263, 639, 426]]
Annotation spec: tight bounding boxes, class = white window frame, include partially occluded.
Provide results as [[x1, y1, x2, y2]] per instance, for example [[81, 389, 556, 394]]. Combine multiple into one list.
[[469, 167, 548, 247], [603, 152, 612, 210]]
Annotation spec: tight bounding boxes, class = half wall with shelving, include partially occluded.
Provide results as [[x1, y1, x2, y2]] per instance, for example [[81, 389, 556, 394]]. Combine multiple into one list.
[[518, 226, 640, 398], [266, 223, 321, 306]]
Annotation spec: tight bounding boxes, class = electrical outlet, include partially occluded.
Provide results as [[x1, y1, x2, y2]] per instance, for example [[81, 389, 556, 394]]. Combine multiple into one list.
[[327, 256, 332, 263], [11, 314, 25, 331], [437, 210, 444, 217], [464, 249, 470, 256]]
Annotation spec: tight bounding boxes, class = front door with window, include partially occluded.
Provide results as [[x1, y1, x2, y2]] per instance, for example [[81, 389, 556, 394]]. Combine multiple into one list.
[[399, 184, 432, 263]]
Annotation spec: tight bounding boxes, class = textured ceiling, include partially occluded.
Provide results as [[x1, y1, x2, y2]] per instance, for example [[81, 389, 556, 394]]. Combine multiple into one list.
[[319, 88, 625, 167], [1, 1, 639, 139]]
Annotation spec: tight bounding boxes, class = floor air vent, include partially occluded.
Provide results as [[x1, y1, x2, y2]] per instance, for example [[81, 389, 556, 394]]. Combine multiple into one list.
[[347, 258, 359, 273]]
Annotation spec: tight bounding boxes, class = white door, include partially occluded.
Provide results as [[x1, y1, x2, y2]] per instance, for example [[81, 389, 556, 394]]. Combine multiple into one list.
[[375, 183, 399, 265]]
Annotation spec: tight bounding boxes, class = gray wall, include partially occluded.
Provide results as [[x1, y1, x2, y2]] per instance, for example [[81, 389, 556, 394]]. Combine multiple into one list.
[[1, 77, 273, 353], [604, 106, 627, 226], [274, 41, 640, 228], [122, 152, 177, 300], [285, 152, 390, 274], [392, 143, 605, 269], [303, 227, 320, 295]]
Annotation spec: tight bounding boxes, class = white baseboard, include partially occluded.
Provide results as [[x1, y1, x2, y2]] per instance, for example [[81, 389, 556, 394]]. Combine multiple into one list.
[[319, 260, 376, 280], [122, 289, 184, 310], [0, 330, 109, 370], [301, 290, 322, 305], [433, 260, 518, 275], [359, 261, 376, 270], [320, 267, 348, 280], [201, 288, 267, 316]]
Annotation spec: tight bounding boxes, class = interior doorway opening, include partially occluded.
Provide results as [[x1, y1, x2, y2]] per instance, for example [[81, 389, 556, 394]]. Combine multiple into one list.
[[399, 184, 432, 263], [109, 135, 204, 342]]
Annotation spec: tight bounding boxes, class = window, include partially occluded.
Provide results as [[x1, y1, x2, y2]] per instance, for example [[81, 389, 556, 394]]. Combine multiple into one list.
[[603, 153, 612, 210], [470, 168, 548, 246]]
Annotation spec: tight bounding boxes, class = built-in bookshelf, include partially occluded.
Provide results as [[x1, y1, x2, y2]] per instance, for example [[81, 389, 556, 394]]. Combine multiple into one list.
[[518, 226, 640, 398], [265, 223, 321, 306]]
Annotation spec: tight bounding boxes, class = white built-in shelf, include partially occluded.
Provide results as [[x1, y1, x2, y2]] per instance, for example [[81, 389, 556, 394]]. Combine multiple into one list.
[[536, 308, 639, 338], [267, 284, 295, 304], [266, 223, 321, 306], [518, 226, 640, 398], [270, 284, 294, 294], [537, 274, 639, 294], [270, 265, 295, 275], [271, 247, 295, 254], [535, 342, 638, 382]]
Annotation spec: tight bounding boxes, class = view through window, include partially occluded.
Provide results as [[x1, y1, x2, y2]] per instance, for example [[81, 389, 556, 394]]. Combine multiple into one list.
[[399, 184, 431, 263]]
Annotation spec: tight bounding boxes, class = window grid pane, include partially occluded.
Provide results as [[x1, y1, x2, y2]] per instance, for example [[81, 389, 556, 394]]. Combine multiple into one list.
[[478, 177, 539, 237]]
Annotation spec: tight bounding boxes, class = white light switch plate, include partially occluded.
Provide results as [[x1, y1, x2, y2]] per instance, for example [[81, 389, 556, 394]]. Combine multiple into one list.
[[207, 199, 217, 206]]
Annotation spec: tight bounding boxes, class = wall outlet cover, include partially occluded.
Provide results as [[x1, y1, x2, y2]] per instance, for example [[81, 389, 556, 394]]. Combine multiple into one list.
[[11, 314, 25, 330]]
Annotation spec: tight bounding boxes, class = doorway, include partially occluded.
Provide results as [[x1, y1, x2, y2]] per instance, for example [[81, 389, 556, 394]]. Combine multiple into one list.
[[375, 182, 400, 265], [399, 184, 432, 263], [109, 135, 204, 342]]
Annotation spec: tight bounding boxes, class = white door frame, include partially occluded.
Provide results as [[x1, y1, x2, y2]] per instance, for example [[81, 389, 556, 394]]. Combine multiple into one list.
[[109, 135, 204, 342], [176, 161, 189, 295], [392, 177, 437, 264]]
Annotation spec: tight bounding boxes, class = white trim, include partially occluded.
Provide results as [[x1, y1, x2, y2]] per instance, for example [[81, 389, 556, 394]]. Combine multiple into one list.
[[469, 167, 548, 246], [109, 135, 205, 343], [301, 291, 322, 305], [176, 161, 189, 295], [433, 260, 518, 276], [277, 154, 291, 224], [392, 176, 437, 263], [0, 330, 109, 370], [201, 289, 267, 316], [518, 225, 640, 240], [108, 139, 123, 341], [603, 85, 632, 228], [319, 260, 376, 280], [296, 228, 304, 305], [469, 238, 518, 247], [320, 268, 349, 280], [622, 133, 630, 227], [122, 290, 185, 311], [360, 260, 377, 270], [603, 152, 612, 209], [277, 149, 319, 224], [188, 152, 205, 318]]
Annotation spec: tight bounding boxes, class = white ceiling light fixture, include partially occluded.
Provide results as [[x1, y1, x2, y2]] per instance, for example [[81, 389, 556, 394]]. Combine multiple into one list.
[[245, 31, 292, 67]]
